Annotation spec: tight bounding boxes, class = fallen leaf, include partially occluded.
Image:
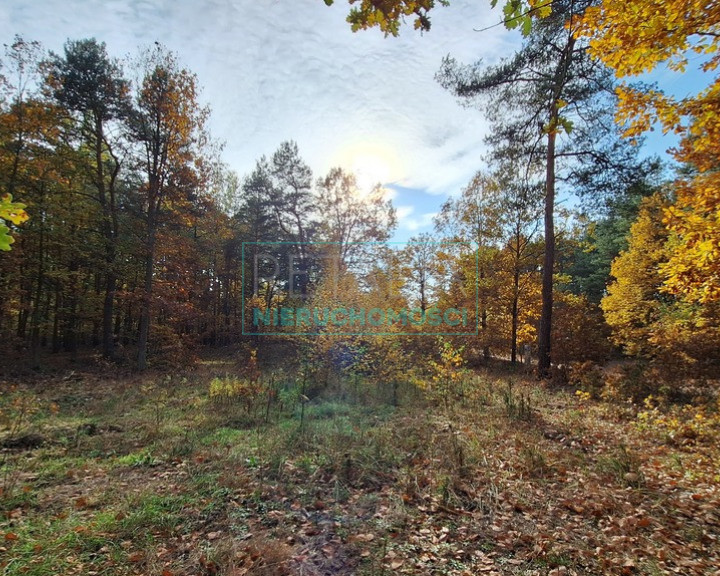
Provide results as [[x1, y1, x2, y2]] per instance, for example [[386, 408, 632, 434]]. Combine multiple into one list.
[[356, 533, 375, 542]]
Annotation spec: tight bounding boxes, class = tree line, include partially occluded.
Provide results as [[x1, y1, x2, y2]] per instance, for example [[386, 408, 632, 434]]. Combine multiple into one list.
[[316, 0, 720, 385], [0, 37, 397, 369], [2, 0, 719, 387]]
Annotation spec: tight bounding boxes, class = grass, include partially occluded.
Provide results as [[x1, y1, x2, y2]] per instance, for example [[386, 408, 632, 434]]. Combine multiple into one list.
[[1, 361, 719, 575]]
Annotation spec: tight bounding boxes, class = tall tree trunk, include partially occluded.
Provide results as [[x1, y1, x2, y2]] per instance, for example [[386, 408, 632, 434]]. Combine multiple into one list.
[[30, 212, 45, 366], [538, 29, 574, 378], [52, 279, 61, 353], [103, 270, 116, 357], [65, 256, 79, 361], [538, 120, 557, 378], [511, 263, 520, 364], [480, 266, 490, 361], [94, 116, 121, 360], [137, 220, 157, 371], [17, 238, 30, 339]]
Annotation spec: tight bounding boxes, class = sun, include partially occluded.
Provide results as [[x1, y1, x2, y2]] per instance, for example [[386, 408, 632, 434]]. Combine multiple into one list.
[[353, 153, 392, 195], [334, 142, 404, 198]]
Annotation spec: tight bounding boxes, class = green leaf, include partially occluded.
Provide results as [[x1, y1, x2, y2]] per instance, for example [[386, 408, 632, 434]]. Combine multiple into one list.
[[0, 223, 14, 252], [521, 15, 532, 35], [559, 117, 575, 134]]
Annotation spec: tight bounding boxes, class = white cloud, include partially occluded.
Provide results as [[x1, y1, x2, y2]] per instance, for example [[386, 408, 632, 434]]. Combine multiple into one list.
[[404, 212, 438, 232], [3, 0, 514, 198], [396, 205, 415, 221]]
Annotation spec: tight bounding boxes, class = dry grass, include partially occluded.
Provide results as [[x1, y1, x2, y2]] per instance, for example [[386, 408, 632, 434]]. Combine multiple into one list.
[[1, 361, 719, 575]]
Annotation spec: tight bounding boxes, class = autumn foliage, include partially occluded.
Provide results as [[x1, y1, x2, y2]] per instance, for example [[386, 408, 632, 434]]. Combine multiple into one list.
[[576, 0, 720, 304], [2, 8, 720, 575], [0, 194, 28, 251]]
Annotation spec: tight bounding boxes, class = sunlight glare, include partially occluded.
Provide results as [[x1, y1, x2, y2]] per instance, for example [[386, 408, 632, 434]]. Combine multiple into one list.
[[334, 142, 404, 199]]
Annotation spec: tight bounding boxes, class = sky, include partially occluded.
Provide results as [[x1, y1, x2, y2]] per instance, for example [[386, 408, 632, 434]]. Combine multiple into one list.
[[0, 0, 698, 241]]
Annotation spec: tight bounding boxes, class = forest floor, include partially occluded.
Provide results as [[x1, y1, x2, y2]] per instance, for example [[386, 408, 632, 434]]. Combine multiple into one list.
[[1, 354, 719, 576]]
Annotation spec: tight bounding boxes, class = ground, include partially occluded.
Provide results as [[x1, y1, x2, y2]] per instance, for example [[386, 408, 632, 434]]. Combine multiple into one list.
[[1, 354, 719, 576]]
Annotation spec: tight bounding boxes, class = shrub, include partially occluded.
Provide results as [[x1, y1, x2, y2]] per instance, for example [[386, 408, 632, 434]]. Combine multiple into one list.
[[427, 339, 469, 411], [636, 395, 720, 446], [209, 376, 263, 414], [600, 363, 658, 404], [569, 361, 604, 399]]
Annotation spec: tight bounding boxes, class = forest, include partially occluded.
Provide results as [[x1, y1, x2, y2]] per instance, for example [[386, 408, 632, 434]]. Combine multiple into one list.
[[1, 0, 719, 575]]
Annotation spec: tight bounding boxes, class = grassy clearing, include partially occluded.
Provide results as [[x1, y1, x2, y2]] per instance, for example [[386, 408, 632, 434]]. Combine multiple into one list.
[[1, 360, 719, 575]]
